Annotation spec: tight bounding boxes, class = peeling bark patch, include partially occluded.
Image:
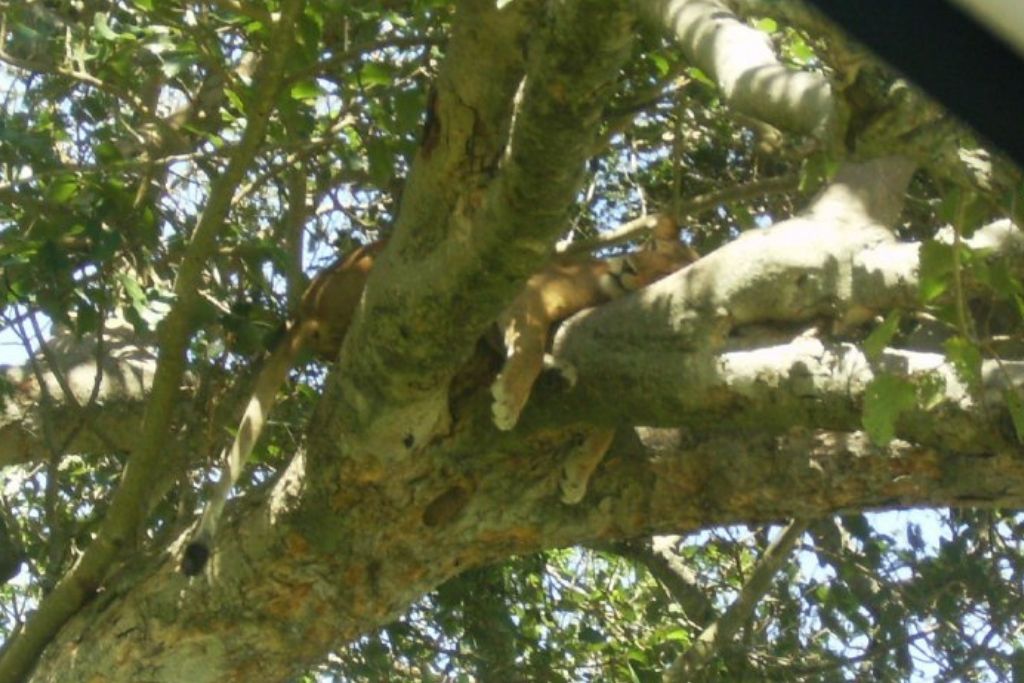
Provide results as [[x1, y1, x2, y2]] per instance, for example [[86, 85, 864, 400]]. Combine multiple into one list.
[[422, 486, 470, 527]]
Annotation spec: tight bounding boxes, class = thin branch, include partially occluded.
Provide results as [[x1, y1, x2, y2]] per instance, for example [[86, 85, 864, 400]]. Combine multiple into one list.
[[7, 311, 67, 593], [281, 153, 309, 311], [605, 537, 716, 626], [300, 35, 440, 82], [560, 172, 799, 254], [0, 15, 142, 110], [663, 519, 811, 681], [0, 150, 214, 192]]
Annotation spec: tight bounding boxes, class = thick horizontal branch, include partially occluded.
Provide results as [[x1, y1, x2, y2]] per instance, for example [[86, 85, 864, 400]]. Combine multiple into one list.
[[545, 326, 1024, 448], [34, 415, 1024, 681], [547, 220, 1023, 442], [546, 162, 1022, 435]]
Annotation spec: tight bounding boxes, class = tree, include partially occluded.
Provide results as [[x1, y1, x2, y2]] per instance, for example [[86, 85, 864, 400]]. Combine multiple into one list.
[[0, 0, 1022, 680]]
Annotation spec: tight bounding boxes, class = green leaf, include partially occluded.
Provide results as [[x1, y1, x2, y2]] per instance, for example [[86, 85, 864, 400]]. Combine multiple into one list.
[[290, 79, 321, 102], [394, 90, 423, 134], [360, 62, 393, 88], [46, 175, 79, 203], [649, 53, 670, 76], [789, 37, 815, 64], [1006, 390, 1024, 444], [224, 88, 246, 117], [979, 257, 1022, 299], [943, 336, 982, 387], [731, 203, 756, 230], [661, 628, 689, 643], [863, 373, 917, 445], [366, 138, 392, 184], [919, 240, 954, 302], [939, 187, 987, 238], [864, 310, 901, 361], [915, 372, 947, 411], [754, 18, 778, 33], [94, 141, 122, 164], [93, 14, 124, 42], [118, 273, 147, 309], [686, 66, 715, 88], [75, 299, 100, 334]]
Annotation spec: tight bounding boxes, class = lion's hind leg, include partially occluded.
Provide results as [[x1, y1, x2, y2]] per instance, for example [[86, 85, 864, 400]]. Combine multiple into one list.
[[491, 305, 551, 430], [559, 427, 614, 504]]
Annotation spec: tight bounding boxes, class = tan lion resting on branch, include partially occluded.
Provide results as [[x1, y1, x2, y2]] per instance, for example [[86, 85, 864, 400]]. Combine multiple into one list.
[[181, 216, 698, 576]]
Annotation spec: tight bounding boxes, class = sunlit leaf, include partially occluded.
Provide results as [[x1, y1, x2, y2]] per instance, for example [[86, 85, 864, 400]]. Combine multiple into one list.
[[863, 373, 917, 445], [93, 13, 123, 42], [360, 62, 393, 88], [1005, 390, 1024, 444], [944, 336, 982, 387], [864, 310, 901, 361], [290, 80, 321, 102], [919, 240, 954, 302]]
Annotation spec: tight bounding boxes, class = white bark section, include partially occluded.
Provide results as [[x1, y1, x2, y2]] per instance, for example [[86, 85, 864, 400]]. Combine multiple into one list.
[[951, 0, 1024, 58], [1, 323, 157, 413], [0, 323, 158, 466], [549, 159, 1023, 434], [644, 0, 835, 137], [720, 337, 1022, 413]]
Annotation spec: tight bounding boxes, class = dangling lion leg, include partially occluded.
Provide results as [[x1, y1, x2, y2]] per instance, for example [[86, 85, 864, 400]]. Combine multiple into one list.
[[491, 310, 549, 431], [559, 427, 615, 504]]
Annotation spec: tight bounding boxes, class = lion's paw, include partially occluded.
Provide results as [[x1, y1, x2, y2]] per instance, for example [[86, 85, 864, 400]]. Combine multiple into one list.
[[490, 377, 520, 431], [559, 470, 587, 505]]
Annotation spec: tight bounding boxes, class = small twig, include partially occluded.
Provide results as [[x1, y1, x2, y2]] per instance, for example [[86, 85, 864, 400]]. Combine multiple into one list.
[[7, 310, 67, 592], [0, 149, 214, 193], [26, 312, 79, 411], [0, 16, 141, 110]]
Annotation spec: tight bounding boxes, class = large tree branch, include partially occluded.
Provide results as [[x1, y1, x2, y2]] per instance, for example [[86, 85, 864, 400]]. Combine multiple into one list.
[[327, 0, 637, 460], [641, 0, 836, 138], [30, 413, 1024, 681], [0, 325, 157, 467], [607, 537, 717, 625], [33, 203, 1024, 681]]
